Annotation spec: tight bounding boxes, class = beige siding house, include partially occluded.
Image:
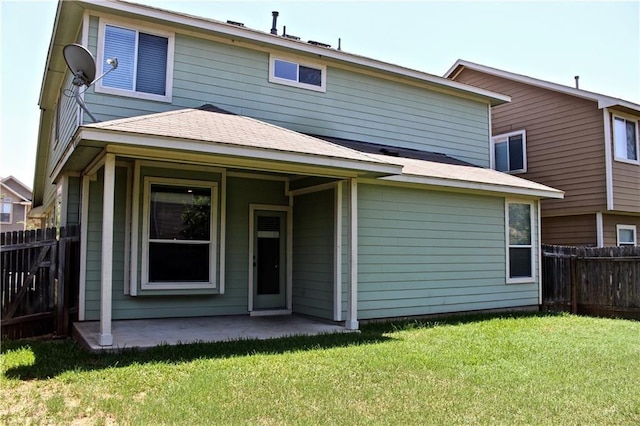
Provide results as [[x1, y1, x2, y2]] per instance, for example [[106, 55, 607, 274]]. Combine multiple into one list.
[[0, 176, 32, 233], [446, 60, 640, 247]]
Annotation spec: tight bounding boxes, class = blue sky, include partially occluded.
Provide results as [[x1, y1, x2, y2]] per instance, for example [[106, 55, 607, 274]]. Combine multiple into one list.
[[1, 0, 639, 187]]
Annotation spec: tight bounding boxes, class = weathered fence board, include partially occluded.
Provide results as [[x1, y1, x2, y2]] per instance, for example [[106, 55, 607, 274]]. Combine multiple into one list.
[[1, 226, 80, 339], [542, 245, 640, 320]]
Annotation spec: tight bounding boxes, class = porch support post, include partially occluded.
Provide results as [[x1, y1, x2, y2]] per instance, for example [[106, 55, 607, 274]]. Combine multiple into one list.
[[346, 178, 359, 330], [99, 153, 116, 346], [333, 181, 342, 322]]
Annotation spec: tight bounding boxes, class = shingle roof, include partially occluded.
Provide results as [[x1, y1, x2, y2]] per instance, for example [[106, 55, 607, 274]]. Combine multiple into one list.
[[369, 154, 562, 197], [83, 105, 562, 198], [313, 135, 561, 197], [86, 104, 395, 166], [313, 135, 478, 167]]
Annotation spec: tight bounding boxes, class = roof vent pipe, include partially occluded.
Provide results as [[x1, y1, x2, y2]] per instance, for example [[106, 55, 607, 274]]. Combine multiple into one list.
[[574, 75, 579, 89], [271, 11, 279, 35]]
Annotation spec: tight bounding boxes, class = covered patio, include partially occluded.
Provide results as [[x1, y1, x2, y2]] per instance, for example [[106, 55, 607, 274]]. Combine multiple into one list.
[[73, 315, 353, 352]]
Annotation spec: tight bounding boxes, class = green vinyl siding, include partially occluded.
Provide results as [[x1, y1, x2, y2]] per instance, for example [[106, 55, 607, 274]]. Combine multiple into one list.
[[224, 177, 289, 315], [84, 169, 289, 320], [292, 189, 334, 320], [357, 183, 538, 320], [44, 72, 78, 210], [66, 176, 81, 225], [82, 16, 490, 167]]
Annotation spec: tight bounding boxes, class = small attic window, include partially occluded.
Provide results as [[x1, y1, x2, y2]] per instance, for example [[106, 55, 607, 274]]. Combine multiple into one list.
[[268, 54, 326, 93]]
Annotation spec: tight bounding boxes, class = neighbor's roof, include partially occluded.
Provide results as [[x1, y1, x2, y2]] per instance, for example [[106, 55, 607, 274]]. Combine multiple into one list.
[[1, 176, 32, 202], [445, 59, 640, 113], [79, 105, 562, 199]]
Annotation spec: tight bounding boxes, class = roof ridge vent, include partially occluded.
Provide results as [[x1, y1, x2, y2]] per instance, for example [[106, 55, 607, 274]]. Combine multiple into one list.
[[282, 26, 300, 40], [308, 40, 331, 48]]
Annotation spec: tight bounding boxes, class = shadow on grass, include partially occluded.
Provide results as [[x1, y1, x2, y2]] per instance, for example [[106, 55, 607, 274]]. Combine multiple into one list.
[[2, 311, 558, 380]]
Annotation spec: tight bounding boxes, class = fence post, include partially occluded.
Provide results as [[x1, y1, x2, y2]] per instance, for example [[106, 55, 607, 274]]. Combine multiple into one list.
[[56, 227, 66, 335], [570, 254, 578, 314]]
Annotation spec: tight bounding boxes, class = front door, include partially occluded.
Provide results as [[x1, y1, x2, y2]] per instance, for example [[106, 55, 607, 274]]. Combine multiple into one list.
[[253, 210, 287, 310]]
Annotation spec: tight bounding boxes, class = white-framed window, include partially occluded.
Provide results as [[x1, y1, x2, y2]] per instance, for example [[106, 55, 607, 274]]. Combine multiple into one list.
[[506, 200, 534, 283], [268, 54, 326, 92], [616, 224, 637, 246], [141, 177, 218, 290], [613, 114, 639, 163], [1, 196, 12, 223], [492, 130, 527, 173], [96, 20, 174, 102]]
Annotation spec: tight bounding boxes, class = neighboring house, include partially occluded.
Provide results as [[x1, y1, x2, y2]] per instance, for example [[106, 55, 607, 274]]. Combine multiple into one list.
[[446, 60, 640, 247], [0, 176, 32, 233], [33, 0, 561, 346]]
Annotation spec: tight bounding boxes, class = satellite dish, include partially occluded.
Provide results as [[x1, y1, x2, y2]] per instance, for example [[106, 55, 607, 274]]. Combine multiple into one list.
[[63, 44, 96, 87], [62, 44, 118, 123]]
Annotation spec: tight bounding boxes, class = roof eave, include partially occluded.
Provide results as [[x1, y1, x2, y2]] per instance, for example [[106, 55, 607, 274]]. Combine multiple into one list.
[[381, 174, 565, 199], [39, 1, 85, 109], [75, 127, 404, 178], [74, 0, 510, 106], [446, 59, 640, 113]]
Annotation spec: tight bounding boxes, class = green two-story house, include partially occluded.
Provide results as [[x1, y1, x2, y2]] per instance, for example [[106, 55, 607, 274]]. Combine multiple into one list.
[[33, 0, 562, 347]]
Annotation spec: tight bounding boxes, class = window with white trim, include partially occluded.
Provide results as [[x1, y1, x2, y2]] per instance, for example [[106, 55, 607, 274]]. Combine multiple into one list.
[[616, 224, 637, 246], [613, 115, 639, 163], [141, 178, 218, 290], [1, 196, 12, 223], [492, 130, 526, 173], [269, 55, 326, 92], [506, 201, 534, 282], [97, 21, 174, 102]]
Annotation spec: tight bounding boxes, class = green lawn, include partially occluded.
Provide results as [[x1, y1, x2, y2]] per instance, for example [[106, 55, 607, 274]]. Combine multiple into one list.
[[2, 313, 639, 425]]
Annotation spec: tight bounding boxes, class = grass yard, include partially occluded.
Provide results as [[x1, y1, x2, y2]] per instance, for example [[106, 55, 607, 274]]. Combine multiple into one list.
[[2, 312, 640, 425]]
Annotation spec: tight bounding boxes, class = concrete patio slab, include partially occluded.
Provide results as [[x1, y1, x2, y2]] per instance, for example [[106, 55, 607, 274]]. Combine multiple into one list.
[[73, 315, 352, 352]]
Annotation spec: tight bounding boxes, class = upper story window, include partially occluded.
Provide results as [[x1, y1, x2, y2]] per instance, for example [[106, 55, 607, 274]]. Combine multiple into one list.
[[617, 224, 637, 246], [96, 21, 174, 102], [269, 55, 326, 92], [1, 196, 12, 223], [613, 115, 639, 163], [506, 200, 534, 283], [492, 130, 526, 173]]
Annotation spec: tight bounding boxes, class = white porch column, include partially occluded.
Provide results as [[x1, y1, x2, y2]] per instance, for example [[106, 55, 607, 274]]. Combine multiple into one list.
[[99, 154, 116, 346], [333, 182, 343, 322], [346, 178, 359, 330]]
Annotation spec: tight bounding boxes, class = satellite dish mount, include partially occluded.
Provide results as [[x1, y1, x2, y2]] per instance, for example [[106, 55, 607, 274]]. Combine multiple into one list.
[[63, 44, 118, 123]]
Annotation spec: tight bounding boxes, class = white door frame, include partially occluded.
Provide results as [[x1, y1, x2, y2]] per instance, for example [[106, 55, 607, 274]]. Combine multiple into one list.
[[248, 204, 292, 315]]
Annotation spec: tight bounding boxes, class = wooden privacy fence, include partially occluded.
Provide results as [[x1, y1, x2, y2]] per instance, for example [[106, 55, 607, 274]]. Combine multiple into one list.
[[1, 226, 80, 339], [542, 244, 640, 320]]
